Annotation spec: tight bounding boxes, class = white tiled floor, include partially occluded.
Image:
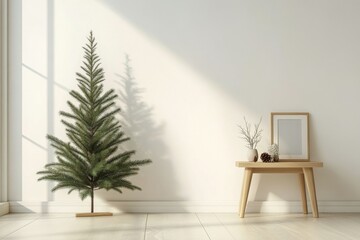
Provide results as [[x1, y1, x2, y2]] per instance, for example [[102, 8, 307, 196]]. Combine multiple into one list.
[[1, 213, 360, 240]]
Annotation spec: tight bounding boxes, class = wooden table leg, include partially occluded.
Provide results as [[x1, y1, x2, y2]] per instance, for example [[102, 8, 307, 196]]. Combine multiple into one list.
[[303, 168, 319, 218], [239, 168, 253, 218], [298, 173, 308, 214]]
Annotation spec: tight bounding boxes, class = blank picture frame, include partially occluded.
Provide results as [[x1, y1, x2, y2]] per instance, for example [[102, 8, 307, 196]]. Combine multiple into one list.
[[271, 112, 310, 161]]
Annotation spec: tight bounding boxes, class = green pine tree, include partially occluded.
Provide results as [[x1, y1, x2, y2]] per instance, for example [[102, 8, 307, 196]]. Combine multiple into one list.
[[37, 32, 151, 213]]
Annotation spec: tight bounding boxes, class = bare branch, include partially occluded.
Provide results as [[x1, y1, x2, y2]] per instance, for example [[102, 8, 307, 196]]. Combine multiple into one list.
[[238, 117, 263, 149]]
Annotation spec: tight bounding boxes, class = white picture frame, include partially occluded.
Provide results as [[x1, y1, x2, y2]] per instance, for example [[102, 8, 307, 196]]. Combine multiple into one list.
[[271, 112, 310, 161]]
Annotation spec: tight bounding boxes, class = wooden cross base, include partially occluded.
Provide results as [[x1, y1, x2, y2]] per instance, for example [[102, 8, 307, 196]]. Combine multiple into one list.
[[76, 212, 113, 217]]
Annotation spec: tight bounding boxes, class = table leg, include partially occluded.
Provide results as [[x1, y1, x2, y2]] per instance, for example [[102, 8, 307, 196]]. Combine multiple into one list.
[[303, 168, 319, 218], [239, 168, 253, 218], [298, 173, 308, 214]]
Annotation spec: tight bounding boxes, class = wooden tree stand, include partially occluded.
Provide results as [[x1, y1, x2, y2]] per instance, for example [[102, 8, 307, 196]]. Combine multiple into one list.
[[76, 212, 113, 217]]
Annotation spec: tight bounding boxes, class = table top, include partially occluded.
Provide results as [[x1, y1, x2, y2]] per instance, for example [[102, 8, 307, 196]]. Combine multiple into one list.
[[235, 161, 323, 168]]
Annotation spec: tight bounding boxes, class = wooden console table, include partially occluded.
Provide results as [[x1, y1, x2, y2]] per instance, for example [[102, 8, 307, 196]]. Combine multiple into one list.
[[235, 161, 323, 218]]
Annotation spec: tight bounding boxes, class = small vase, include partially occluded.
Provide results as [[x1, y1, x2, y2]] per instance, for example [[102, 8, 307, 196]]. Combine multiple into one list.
[[268, 144, 279, 162], [247, 149, 258, 162]]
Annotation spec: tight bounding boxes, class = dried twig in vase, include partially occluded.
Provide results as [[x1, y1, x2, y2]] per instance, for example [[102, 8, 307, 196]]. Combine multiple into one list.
[[238, 117, 263, 149]]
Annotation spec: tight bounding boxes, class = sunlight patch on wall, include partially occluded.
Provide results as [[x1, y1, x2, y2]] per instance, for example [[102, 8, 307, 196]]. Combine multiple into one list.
[[20, 0, 268, 202], [51, 0, 259, 201]]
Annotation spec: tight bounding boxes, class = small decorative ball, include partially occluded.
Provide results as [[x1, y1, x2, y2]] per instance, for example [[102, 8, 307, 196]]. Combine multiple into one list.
[[260, 152, 272, 162]]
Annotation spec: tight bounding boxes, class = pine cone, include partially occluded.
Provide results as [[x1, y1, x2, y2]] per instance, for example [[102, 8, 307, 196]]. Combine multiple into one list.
[[260, 152, 271, 162]]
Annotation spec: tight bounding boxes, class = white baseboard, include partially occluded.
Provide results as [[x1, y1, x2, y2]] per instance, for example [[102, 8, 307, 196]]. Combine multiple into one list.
[[10, 201, 237, 213], [9, 200, 360, 213], [0, 202, 9, 216], [246, 201, 360, 213]]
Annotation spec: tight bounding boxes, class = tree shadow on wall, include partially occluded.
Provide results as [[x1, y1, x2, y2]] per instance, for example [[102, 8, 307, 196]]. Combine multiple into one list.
[[97, 55, 182, 208]]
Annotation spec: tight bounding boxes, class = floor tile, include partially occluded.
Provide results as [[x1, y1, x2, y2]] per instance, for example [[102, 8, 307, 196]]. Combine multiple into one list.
[[0, 214, 40, 239], [1, 213, 360, 240], [196, 213, 233, 240], [3, 214, 146, 240], [0, 214, 40, 221], [145, 214, 209, 240], [215, 213, 360, 240]]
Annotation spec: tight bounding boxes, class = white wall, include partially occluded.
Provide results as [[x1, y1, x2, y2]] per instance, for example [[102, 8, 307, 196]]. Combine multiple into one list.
[[8, 0, 360, 211]]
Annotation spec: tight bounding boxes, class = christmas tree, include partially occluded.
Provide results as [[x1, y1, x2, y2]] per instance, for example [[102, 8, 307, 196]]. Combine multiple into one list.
[[37, 32, 151, 213]]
